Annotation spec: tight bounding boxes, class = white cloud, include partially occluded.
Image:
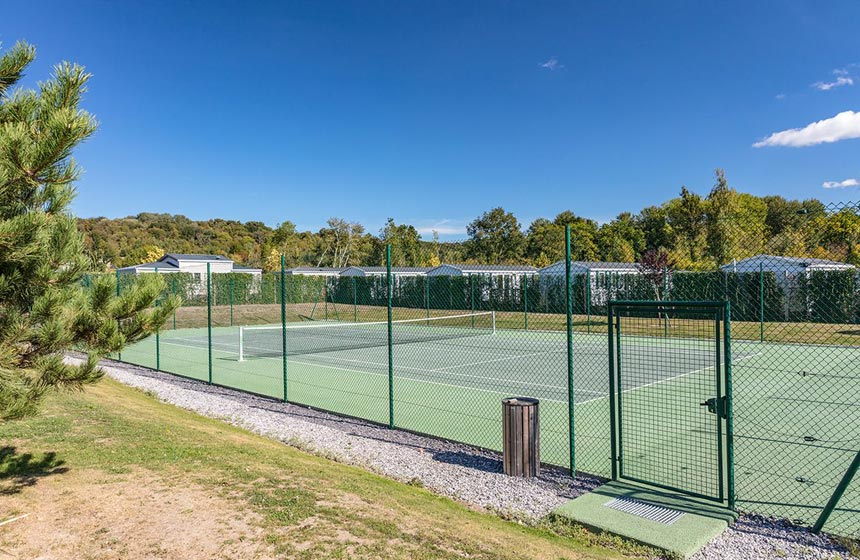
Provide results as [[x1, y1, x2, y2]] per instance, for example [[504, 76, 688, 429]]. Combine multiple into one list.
[[823, 178, 860, 189], [814, 76, 854, 91], [539, 57, 563, 71], [775, 93, 787, 100], [413, 219, 467, 236], [813, 67, 856, 91], [753, 110, 860, 148]]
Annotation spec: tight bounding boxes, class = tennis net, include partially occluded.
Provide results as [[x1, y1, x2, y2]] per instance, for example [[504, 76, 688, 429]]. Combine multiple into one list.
[[238, 311, 496, 360]]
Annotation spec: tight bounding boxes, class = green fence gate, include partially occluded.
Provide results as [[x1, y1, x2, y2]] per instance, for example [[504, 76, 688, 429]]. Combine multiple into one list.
[[608, 301, 734, 508]]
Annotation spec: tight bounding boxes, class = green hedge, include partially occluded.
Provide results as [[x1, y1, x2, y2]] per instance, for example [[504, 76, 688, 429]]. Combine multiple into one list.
[[102, 268, 860, 325]]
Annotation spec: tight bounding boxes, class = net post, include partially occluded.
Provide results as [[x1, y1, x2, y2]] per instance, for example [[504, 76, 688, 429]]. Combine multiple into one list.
[[207, 263, 213, 384], [523, 274, 529, 331], [724, 300, 735, 510], [586, 269, 592, 334], [171, 274, 177, 330], [238, 326, 245, 362], [424, 275, 430, 325], [155, 266, 160, 371], [491, 310, 496, 334], [759, 262, 764, 343], [662, 268, 668, 336], [281, 255, 288, 402], [470, 274, 475, 327], [310, 278, 322, 319], [813, 449, 860, 533], [565, 225, 576, 476], [116, 269, 122, 361], [352, 276, 357, 323], [386, 245, 394, 429]]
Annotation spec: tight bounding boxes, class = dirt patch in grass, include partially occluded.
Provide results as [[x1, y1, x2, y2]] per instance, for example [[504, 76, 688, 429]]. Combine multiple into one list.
[[0, 468, 272, 560], [0, 379, 645, 560]]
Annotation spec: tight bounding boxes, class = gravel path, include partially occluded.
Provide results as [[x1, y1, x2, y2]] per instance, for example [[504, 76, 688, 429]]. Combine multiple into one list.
[[82, 358, 854, 560]]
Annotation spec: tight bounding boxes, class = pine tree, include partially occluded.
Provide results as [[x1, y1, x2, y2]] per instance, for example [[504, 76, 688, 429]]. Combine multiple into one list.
[[0, 41, 178, 420]]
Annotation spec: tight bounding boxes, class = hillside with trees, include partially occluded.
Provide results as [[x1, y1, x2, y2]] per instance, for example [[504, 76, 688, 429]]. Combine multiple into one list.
[[79, 170, 860, 271]]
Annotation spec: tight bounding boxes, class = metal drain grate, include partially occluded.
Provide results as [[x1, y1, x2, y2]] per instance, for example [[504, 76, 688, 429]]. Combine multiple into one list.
[[604, 497, 686, 525]]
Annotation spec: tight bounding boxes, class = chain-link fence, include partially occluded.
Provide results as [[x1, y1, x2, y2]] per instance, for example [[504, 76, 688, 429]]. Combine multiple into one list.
[[100, 202, 860, 539]]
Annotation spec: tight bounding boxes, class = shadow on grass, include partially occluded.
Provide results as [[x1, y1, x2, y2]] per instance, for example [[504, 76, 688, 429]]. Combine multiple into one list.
[[0, 446, 68, 495]]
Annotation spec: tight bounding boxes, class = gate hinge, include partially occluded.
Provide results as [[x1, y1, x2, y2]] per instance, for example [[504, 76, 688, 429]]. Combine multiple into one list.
[[700, 397, 728, 419]]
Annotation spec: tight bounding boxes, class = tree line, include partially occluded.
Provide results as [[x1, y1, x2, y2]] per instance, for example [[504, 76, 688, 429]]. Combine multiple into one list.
[[79, 169, 860, 271]]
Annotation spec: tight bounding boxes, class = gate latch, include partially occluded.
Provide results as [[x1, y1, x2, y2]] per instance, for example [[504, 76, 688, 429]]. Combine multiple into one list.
[[700, 397, 728, 418]]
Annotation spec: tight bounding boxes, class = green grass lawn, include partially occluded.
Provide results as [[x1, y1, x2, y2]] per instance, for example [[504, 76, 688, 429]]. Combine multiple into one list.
[[0, 377, 657, 559]]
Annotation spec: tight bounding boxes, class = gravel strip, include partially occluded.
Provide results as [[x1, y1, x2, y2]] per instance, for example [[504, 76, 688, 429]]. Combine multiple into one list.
[[78, 357, 601, 520], [693, 516, 852, 560], [80, 358, 854, 559]]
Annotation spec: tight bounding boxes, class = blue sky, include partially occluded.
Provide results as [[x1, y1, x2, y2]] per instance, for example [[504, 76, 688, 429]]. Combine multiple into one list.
[[4, 1, 860, 238]]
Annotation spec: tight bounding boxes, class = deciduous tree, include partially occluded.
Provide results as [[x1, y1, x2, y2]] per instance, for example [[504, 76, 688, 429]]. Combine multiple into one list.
[[464, 207, 525, 264]]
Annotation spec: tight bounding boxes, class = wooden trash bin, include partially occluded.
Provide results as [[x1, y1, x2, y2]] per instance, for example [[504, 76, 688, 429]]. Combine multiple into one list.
[[502, 397, 540, 477]]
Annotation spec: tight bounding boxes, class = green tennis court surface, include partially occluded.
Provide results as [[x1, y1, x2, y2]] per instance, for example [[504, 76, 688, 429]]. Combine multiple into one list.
[[119, 320, 860, 532]]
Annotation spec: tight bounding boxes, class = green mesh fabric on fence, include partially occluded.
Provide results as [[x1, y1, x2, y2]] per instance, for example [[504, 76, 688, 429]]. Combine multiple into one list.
[[112, 201, 860, 539]]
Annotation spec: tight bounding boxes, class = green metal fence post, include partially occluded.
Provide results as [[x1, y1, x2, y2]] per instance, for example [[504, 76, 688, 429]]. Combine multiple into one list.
[[724, 301, 735, 510], [759, 262, 764, 343], [281, 255, 288, 402], [155, 267, 160, 371], [523, 274, 529, 331], [565, 225, 576, 476], [229, 273, 234, 327], [386, 245, 394, 429], [206, 263, 212, 384], [115, 269, 122, 361], [813, 449, 860, 533], [608, 305, 617, 480]]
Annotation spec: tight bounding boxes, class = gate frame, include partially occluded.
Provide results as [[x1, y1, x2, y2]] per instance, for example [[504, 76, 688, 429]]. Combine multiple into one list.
[[607, 300, 734, 509]]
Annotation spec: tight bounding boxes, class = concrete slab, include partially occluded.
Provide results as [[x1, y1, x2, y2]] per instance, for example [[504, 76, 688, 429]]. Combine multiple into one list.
[[552, 481, 737, 558]]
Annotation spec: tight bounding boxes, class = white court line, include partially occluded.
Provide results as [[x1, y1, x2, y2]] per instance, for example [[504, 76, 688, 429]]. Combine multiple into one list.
[[426, 351, 550, 373], [156, 337, 570, 404], [287, 358, 573, 403], [156, 336, 758, 404], [298, 354, 603, 395], [576, 350, 764, 406], [304, 351, 602, 396], [165, 335, 575, 394]]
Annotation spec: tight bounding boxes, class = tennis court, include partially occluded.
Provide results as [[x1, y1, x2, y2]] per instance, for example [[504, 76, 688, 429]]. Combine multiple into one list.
[[122, 313, 751, 468], [118, 311, 860, 534]]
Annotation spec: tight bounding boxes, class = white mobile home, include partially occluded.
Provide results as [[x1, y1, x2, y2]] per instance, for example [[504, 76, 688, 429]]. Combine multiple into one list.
[[284, 267, 345, 277], [538, 261, 642, 306], [720, 255, 855, 319], [720, 255, 854, 275], [426, 264, 536, 276], [117, 253, 262, 276], [340, 266, 432, 277]]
